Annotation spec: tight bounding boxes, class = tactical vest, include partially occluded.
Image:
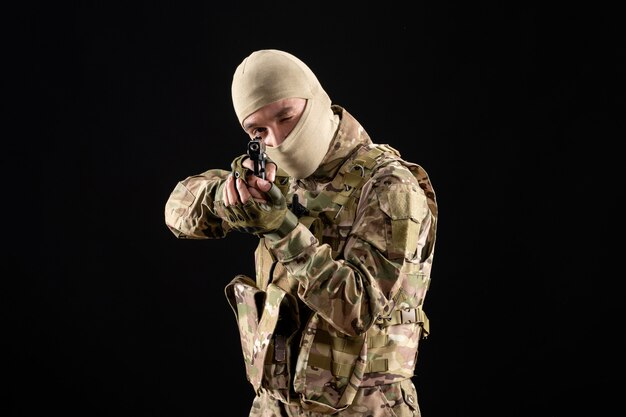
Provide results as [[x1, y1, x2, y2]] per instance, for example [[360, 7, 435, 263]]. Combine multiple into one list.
[[225, 143, 438, 414]]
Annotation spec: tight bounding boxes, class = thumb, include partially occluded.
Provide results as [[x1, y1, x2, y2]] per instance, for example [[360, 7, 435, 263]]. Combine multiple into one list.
[[265, 183, 285, 206], [258, 178, 272, 192]]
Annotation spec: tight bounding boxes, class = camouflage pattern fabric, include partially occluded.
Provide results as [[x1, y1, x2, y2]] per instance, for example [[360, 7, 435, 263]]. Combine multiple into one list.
[[165, 106, 438, 416], [249, 378, 421, 417], [213, 185, 290, 236]]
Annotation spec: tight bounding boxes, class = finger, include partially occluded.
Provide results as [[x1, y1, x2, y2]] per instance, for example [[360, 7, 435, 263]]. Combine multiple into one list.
[[247, 175, 272, 192], [265, 183, 284, 205], [223, 176, 231, 206], [248, 187, 267, 203], [235, 177, 252, 204], [224, 175, 239, 206], [242, 158, 254, 171], [241, 158, 263, 180], [243, 158, 276, 183], [265, 162, 277, 182]]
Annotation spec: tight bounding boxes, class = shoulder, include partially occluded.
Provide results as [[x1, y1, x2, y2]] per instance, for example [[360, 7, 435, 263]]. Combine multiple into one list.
[[350, 145, 426, 214], [365, 145, 422, 192]]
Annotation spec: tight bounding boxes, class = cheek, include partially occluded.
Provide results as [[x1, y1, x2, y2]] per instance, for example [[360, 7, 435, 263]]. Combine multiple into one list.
[[271, 129, 289, 147], [262, 131, 279, 147], [273, 136, 287, 146], [279, 120, 301, 144]]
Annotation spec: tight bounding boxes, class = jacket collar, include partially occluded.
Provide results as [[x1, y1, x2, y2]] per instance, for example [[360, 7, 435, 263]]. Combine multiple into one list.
[[297, 105, 372, 190]]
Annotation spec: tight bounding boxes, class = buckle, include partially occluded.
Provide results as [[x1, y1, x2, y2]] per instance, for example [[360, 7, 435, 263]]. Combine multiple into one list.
[[400, 308, 417, 324]]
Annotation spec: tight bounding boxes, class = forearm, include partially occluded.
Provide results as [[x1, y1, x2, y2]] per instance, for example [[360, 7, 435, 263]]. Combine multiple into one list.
[[266, 224, 390, 336], [164, 169, 232, 239]]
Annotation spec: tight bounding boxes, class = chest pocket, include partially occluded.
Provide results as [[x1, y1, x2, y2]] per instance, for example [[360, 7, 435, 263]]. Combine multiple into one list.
[[296, 144, 405, 259]]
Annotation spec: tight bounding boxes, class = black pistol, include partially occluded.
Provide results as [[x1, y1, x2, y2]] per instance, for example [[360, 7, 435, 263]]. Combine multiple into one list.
[[247, 137, 266, 180]]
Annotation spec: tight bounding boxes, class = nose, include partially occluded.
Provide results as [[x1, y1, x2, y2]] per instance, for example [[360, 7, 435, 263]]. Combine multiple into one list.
[[261, 132, 279, 147]]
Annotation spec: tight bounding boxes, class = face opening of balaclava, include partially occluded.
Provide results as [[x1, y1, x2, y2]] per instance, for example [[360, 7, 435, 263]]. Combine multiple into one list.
[[231, 49, 338, 180]]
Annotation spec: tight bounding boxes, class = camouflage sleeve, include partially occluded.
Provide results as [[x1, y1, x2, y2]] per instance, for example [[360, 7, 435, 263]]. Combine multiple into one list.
[[164, 168, 232, 239], [266, 163, 429, 336]]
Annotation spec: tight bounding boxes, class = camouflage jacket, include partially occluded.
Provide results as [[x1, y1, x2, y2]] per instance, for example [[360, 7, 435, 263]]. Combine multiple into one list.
[[165, 106, 438, 414]]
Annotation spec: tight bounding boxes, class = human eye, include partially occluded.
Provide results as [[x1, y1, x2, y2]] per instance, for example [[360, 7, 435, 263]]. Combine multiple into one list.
[[245, 128, 264, 141], [279, 114, 294, 123]]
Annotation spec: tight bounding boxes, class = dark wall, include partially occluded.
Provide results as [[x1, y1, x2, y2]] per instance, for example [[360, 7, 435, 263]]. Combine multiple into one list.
[[9, 3, 624, 416]]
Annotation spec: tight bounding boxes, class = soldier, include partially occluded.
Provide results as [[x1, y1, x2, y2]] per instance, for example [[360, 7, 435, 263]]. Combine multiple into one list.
[[164, 49, 438, 417]]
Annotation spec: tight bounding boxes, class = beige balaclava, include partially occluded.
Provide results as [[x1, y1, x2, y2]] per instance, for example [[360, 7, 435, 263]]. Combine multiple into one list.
[[231, 49, 338, 179]]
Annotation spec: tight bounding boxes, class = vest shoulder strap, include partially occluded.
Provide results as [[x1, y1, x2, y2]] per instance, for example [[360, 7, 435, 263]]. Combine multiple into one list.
[[328, 144, 403, 221]]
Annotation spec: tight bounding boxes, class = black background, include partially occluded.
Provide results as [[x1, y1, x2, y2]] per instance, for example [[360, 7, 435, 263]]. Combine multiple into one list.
[[8, 2, 624, 416]]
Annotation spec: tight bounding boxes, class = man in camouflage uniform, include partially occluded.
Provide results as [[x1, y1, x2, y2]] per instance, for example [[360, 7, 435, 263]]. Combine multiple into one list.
[[164, 49, 438, 417]]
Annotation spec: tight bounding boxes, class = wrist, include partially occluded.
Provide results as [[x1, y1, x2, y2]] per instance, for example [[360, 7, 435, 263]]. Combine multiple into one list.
[[264, 210, 298, 241]]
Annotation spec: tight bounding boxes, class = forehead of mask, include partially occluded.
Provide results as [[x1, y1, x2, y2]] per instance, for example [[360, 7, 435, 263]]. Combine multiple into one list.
[[231, 49, 329, 125]]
